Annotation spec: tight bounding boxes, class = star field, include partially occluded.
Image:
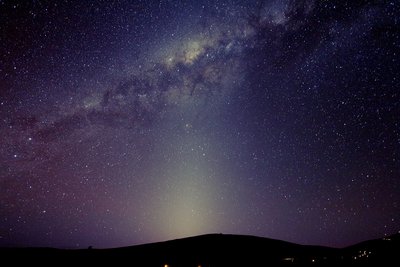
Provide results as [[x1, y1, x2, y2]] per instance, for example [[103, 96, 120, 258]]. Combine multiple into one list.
[[0, 0, 399, 248]]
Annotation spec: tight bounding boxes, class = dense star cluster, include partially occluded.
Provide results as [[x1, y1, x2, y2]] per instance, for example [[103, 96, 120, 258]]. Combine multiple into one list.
[[0, 1, 399, 248]]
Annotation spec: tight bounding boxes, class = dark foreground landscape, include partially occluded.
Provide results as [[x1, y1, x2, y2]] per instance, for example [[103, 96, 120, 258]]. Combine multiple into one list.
[[1, 233, 399, 266]]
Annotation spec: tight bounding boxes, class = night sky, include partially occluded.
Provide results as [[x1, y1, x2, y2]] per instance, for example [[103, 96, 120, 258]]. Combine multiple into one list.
[[1, 0, 399, 249]]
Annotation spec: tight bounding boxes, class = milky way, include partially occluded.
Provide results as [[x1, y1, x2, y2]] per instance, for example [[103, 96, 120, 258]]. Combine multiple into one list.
[[1, 1, 399, 248]]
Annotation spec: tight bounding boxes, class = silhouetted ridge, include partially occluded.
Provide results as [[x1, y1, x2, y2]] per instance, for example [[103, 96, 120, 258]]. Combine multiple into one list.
[[1, 233, 399, 266]]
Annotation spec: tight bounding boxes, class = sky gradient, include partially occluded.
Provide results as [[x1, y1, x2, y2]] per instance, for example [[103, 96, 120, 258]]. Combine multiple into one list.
[[1, 0, 399, 248]]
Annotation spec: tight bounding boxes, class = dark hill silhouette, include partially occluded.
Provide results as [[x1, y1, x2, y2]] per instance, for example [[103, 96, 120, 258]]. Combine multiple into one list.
[[1, 233, 399, 266]]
